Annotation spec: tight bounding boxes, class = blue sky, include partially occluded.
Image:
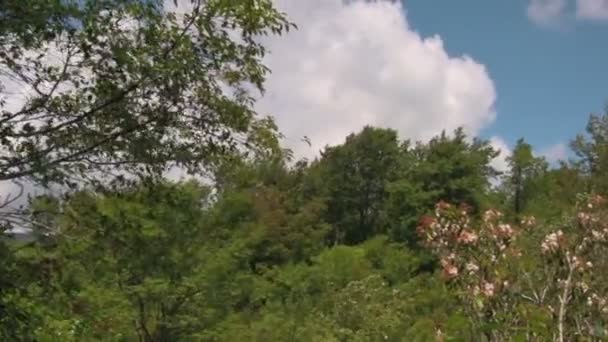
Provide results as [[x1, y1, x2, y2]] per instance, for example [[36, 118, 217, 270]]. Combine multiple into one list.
[[404, 0, 608, 155], [260, 0, 608, 167], [2, 0, 605, 203]]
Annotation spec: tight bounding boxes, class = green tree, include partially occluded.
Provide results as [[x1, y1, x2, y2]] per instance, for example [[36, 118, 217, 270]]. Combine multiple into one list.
[[318, 126, 401, 245], [387, 128, 498, 244], [0, 2, 292, 334], [0, 0, 292, 190], [571, 110, 608, 193], [503, 138, 548, 217], [211, 157, 330, 269], [28, 182, 217, 340], [384, 139, 433, 244], [0, 236, 36, 340], [410, 128, 499, 212]]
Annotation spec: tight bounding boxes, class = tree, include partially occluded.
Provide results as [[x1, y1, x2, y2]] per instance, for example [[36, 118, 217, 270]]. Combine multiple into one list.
[[571, 110, 608, 193], [383, 139, 434, 244], [22, 182, 218, 340], [317, 126, 401, 245], [0, 3, 293, 334], [525, 165, 585, 219], [0, 235, 37, 340], [212, 158, 330, 270], [409, 128, 499, 215], [503, 138, 548, 217], [0, 0, 292, 192]]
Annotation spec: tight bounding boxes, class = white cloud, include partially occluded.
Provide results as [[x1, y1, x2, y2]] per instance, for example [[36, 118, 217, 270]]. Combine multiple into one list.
[[577, 0, 608, 20], [538, 142, 568, 163], [257, 0, 497, 160], [527, 0, 608, 24], [486, 139, 569, 175], [527, 0, 568, 26], [1, 0, 499, 206], [489, 136, 512, 173]]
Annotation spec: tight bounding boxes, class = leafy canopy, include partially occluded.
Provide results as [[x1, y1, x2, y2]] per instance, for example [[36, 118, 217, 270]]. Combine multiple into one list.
[[0, 0, 293, 189]]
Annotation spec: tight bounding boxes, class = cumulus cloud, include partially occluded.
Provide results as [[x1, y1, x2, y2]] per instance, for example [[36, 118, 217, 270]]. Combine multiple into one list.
[[577, 0, 608, 20], [538, 142, 569, 164], [489, 136, 512, 173], [257, 0, 497, 160], [527, 0, 608, 24], [526, 0, 568, 26], [1, 0, 499, 205], [486, 139, 570, 176]]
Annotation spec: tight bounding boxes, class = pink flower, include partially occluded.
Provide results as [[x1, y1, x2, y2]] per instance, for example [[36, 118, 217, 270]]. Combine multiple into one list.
[[578, 212, 591, 225], [573, 256, 587, 271], [441, 262, 459, 279], [483, 209, 503, 223], [465, 262, 479, 274], [418, 215, 437, 230], [435, 201, 452, 217], [541, 230, 564, 254], [436, 201, 451, 211], [482, 281, 495, 297], [496, 223, 514, 238], [457, 230, 479, 245]]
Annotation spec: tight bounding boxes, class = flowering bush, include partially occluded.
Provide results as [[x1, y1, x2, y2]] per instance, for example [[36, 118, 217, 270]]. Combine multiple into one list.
[[534, 194, 608, 341], [417, 202, 520, 339], [418, 195, 608, 341]]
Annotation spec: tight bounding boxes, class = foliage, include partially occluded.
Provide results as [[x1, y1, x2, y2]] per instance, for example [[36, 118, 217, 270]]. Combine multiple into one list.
[[571, 109, 608, 193], [409, 128, 499, 213], [0, 0, 292, 188], [502, 138, 548, 217], [419, 194, 608, 341], [318, 126, 401, 245]]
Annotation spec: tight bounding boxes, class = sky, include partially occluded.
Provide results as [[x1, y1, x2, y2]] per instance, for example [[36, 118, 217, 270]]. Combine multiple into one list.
[[256, 0, 608, 170], [2, 0, 608, 204], [404, 0, 608, 163]]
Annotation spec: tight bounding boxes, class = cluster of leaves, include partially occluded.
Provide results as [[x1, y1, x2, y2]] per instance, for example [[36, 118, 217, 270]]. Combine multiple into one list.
[[0, 0, 293, 188]]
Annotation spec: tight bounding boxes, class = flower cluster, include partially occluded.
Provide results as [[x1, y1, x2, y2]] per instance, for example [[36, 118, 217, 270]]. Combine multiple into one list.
[[535, 194, 608, 336], [417, 202, 520, 300], [440, 256, 459, 279], [572, 255, 593, 272], [419, 194, 608, 338], [520, 215, 536, 228], [541, 195, 608, 255], [541, 230, 565, 254], [417, 201, 472, 252], [457, 229, 478, 244], [584, 292, 608, 315], [483, 209, 503, 224]]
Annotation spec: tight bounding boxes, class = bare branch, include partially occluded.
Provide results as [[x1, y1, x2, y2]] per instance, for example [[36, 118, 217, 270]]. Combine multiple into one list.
[[0, 180, 24, 209]]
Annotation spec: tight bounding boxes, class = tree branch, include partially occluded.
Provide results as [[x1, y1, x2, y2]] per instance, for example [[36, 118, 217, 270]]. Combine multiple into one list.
[[2, 0, 202, 138], [558, 253, 575, 342], [0, 180, 24, 209]]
